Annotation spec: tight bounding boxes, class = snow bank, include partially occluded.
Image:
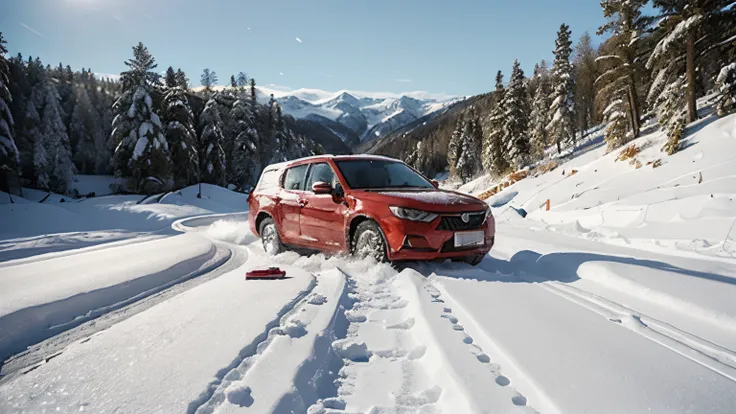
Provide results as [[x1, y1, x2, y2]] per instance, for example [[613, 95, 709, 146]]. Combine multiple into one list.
[[0, 234, 220, 362]]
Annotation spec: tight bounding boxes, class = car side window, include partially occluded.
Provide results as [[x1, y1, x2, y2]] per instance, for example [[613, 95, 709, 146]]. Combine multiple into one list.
[[306, 163, 338, 191], [283, 165, 309, 191]]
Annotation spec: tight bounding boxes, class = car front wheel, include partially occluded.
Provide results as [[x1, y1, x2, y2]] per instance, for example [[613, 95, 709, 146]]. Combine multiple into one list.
[[260, 218, 285, 256], [352, 220, 387, 262]]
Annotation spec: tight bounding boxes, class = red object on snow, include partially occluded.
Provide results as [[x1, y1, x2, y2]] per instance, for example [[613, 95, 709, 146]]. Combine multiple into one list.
[[246, 267, 286, 280]]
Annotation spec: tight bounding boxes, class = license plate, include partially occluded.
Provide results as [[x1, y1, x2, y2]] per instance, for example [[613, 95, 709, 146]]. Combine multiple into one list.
[[454, 231, 485, 248]]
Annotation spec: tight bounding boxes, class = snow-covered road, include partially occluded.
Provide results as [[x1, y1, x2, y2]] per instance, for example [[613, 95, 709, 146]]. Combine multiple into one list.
[[2, 211, 736, 413]]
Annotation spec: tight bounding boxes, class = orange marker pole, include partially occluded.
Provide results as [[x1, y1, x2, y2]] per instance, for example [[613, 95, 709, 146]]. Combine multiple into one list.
[[545, 199, 551, 211]]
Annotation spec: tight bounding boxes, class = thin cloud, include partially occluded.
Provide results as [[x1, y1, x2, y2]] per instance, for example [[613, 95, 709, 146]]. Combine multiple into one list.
[[111, 15, 123, 22], [295, 37, 302, 43], [396, 78, 413, 83], [143, 13, 153, 20], [19, 23, 44, 38], [279, 72, 284, 76], [247, 27, 251, 31]]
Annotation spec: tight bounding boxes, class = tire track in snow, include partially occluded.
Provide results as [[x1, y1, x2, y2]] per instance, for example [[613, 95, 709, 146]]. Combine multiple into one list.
[[187, 272, 318, 413], [537, 279, 736, 383]]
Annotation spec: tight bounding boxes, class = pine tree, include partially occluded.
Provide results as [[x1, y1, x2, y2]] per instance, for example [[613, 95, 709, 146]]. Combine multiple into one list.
[[201, 68, 218, 96], [175, 69, 189, 89], [573, 32, 599, 135], [649, 0, 732, 123], [447, 117, 463, 177], [0, 32, 19, 177], [164, 66, 177, 89], [655, 77, 687, 155], [162, 85, 199, 188], [503, 60, 531, 168], [530, 61, 552, 159], [602, 97, 630, 150], [38, 82, 75, 193], [716, 63, 736, 116], [111, 43, 170, 193], [482, 71, 510, 175], [249, 78, 257, 106], [199, 97, 226, 186], [237, 72, 248, 89], [548, 24, 575, 154], [230, 97, 260, 190], [598, 0, 651, 141], [69, 85, 102, 173], [230, 75, 237, 89]]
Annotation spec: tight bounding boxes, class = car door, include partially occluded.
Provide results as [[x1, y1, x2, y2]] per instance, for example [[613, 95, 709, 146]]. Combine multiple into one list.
[[278, 164, 309, 244], [300, 162, 347, 251]]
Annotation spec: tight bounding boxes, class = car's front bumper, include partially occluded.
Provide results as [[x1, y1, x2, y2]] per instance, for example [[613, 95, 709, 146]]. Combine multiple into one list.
[[381, 213, 496, 261]]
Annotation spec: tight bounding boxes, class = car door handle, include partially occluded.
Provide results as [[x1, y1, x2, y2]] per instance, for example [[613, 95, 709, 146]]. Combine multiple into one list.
[[298, 198, 308, 207]]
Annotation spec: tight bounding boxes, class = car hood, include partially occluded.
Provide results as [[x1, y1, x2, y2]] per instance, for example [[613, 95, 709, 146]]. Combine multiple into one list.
[[353, 189, 487, 212]]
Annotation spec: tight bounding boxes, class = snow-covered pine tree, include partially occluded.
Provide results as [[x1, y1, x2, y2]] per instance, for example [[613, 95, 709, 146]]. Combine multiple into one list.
[[655, 77, 687, 155], [162, 85, 199, 188], [602, 97, 630, 150], [502, 60, 531, 168], [469, 113, 483, 174], [482, 71, 510, 175], [69, 85, 103, 174], [649, 0, 732, 123], [0, 32, 19, 178], [447, 116, 464, 177], [716, 63, 736, 116], [456, 110, 483, 183], [530, 61, 551, 160], [573, 32, 598, 135], [199, 97, 226, 186], [38, 81, 75, 193], [597, 0, 650, 141], [111, 43, 170, 193], [249, 78, 257, 106], [230, 96, 260, 190], [547, 23, 575, 153]]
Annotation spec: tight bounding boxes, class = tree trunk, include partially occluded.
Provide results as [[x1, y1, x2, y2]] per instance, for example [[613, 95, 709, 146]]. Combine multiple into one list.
[[686, 31, 698, 123], [627, 75, 641, 137]]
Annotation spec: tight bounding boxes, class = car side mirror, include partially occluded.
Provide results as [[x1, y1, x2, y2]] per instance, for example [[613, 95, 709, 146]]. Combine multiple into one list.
[[332, 183, 346, 204], [430, 179, 439, 188], [312, 181, 332, 194]]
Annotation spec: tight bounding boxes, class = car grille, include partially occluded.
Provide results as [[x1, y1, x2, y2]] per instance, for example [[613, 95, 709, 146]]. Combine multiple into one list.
[[436, 212, 486, 231]]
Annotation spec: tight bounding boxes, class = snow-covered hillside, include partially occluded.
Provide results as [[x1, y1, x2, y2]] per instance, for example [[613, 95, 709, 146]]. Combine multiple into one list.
[[2, 111, 736, 413]]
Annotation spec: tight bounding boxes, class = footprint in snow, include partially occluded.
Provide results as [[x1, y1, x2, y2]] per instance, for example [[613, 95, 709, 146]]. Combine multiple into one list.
[[386, 318, 415, 330], [307, 293, 328, 305], [226, 385, 254, 407]]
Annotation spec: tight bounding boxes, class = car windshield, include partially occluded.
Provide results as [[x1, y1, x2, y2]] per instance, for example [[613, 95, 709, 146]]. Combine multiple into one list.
[[335, 159, 434, 189]]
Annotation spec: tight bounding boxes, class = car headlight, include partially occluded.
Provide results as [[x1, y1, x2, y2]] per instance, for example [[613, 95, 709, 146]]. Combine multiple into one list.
[[389, 206, 439, 223], [484, 204, 493, 221]]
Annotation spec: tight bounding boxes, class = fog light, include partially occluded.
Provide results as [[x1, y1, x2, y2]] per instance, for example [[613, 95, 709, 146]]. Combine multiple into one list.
[[404, 235, 431, 249]]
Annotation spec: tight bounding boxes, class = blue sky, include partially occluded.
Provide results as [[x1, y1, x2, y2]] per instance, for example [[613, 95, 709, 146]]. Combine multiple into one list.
[[1, 0, 611, 97]]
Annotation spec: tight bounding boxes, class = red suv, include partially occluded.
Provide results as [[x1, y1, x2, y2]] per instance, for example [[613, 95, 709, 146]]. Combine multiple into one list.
[[247, 155, 495, 265]]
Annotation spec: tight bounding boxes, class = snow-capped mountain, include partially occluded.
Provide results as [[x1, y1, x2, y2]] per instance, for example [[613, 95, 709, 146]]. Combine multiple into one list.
[[255, 88, 459, 145]]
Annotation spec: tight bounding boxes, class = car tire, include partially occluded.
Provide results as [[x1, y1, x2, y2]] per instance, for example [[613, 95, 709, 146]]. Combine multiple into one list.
[[352, 220, 388, 262], [259, 218, 285, 256], [462, 254, 485, 266]]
